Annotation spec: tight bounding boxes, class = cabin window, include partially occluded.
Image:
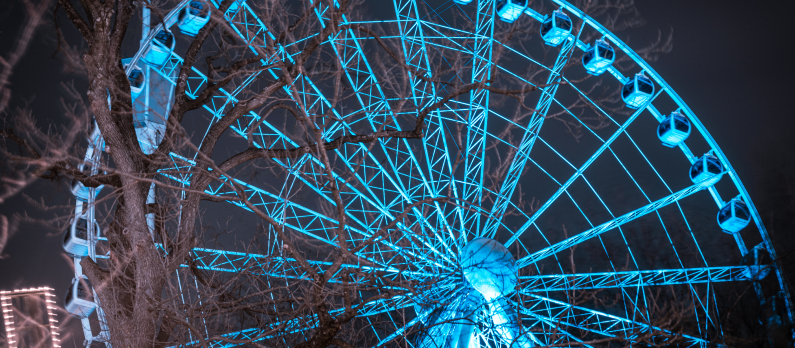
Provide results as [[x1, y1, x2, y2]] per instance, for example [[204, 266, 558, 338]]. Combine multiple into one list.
[[638, 80, 653, 94], [674, 119, 689, 132]]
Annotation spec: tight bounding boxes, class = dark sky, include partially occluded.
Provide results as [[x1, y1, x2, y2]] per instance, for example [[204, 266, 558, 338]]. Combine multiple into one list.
[[1, 0, 794, 346]]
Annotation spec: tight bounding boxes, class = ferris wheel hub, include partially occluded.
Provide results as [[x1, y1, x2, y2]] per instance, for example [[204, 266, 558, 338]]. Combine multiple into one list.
[[460, 238, 518, 301]]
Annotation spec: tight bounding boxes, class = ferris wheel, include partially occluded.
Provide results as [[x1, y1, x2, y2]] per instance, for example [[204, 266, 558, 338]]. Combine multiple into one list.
[[62, 0, 794, 346]]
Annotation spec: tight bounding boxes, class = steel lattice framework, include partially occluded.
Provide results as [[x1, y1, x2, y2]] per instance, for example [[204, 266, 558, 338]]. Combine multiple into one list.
[[66, 0, 794, 346]]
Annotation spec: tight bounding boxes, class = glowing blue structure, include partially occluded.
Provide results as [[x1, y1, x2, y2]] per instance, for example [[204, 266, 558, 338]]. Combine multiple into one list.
[[177, 1, 210, 36], [495, 0, 527, 22], [657, 110, 691, 147], [123, 60, 145, 99], [64, 276, 95, 318], [690, 153, 724, 186], [540, 10, 572, 46], [718, 197, 751, 233], [66, 0, 794, 346], [582, 38, 615, 75], [62, 217, 99, 258], [621, 72, 654, 108], [142, 30, 175, 67]]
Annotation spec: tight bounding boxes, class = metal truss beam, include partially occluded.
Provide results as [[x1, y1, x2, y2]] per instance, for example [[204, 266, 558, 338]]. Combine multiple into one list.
[[520, 295, 713, 347], [517, 178, 719, 269], [460, 0, 496, 236], [520, 266, 752, 292], [393, 0, 462, 248], [187, 247, 435, 283], [483, 28, 578, 239]]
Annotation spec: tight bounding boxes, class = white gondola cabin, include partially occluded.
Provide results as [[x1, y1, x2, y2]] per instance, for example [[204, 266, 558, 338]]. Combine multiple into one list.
[[540, 10, 572, 46], [127, 65, 145, 100], [741, 245, 771, 281], [496, 0, 527, 23], [70, 179, 103, 202], [718, 197, 751, 233], [657, 111, 691, 147], [71, 179, 90, 201], [178, 1, 211, 36], [143, 30, 175, 68], [63, 217, 100, 257], [582, 39, 615, 75], [689, 153, 724, 186], [65, 277, 95, 318], [621, 72, 654, 109]]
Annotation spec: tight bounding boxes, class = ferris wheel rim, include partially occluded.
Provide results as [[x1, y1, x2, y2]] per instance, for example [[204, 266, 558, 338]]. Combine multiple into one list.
[[69, 0, 792, 345]]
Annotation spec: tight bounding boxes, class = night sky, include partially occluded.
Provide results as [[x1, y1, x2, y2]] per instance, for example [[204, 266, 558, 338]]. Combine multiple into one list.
[[1, 0, 794, 346]]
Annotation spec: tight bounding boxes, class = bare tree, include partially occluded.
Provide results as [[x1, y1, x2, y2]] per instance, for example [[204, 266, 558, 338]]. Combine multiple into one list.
[[0, 0, 718, 347]]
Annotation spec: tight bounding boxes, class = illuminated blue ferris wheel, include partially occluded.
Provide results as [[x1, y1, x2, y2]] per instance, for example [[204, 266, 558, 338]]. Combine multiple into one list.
[[63, 0, 793, 346]]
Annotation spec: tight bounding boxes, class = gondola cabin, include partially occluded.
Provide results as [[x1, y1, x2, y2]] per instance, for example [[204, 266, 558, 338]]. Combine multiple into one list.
[[63, 217, 100, 257], [657, 111, 691, 147], [718, 198, 751, 233], [582, 39, 615, 75], [143, 30, 175, 68], [127, 66, 145, 100], [622, 73, 654, 109], [496, 0, 527, 23], [71, 179, 89, 201], [70, 179, 102, 202], [178, 1, 211, 36], [741, 245, 771, 281], [689, 153, 724, 186], [540, 10, 572, 46], [453, 0, 473, 4], [64, 277, 95, 318]]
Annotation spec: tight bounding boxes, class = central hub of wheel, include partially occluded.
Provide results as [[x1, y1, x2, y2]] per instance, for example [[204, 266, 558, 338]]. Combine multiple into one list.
[[460, 238, 518, 301]]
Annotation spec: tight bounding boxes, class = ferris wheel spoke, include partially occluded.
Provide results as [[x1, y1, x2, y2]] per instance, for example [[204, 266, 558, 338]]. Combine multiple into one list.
[[518, 295, 712, 346], [505, 93, 658, 248], [519, 266, 755, 293], [482, 28, 580, 240], [516, 177, 717, 269], [459, 0, 496, 238], [394, 0, 464, 249], [187, 247, 433, 284]]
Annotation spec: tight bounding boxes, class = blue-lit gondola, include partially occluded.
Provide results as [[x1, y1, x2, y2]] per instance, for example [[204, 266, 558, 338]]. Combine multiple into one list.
[[621, 72, 654, 109], [742, 245, 771, 281], [540, 10, 572, 46], [70, 177, 103, 202], [64, 276, 95, 318], [63, 216, 100, 257], [71, 179, 90, 201], [582, 39, 615, 75], [657, 111, 691, 147], [127, 65, 145, 100], [178, 1, 211, 36], [453, 0, 472, 4], [143, 30, 175, 67], [689, 153, 724, 186], [496, 0, 527, 23], [718, 197, 751, 233]]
